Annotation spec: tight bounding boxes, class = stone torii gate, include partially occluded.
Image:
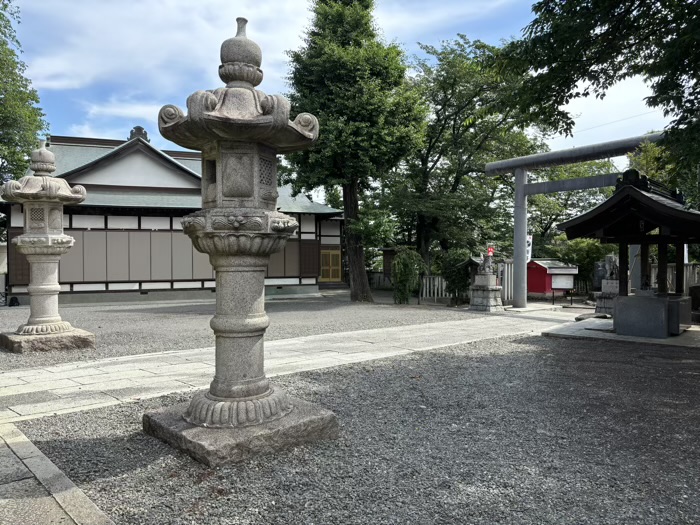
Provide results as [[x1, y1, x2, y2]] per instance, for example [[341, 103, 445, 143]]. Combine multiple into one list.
[[485, 132, 664, 308]]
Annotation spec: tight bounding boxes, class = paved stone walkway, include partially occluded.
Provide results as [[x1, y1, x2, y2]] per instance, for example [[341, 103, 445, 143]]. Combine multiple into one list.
[[0, 310, 576, 424]]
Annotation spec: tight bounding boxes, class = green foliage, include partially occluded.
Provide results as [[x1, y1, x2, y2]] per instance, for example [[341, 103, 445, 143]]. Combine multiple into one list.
[[286, 0, 425, 302], [323, 185, 343, 210], [549, 235, 615, 283], [625, 140, 700, 205], [506, 1, 700, 200], [383, 35, 548, 264], [391, 247, 425, 304], [439, 248, 471, 304], [0, 0, 46, 182], [528, 160, 616, 257]]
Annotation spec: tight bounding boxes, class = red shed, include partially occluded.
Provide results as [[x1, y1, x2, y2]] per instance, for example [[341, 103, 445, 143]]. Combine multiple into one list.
[[527, 259, 578, 294]]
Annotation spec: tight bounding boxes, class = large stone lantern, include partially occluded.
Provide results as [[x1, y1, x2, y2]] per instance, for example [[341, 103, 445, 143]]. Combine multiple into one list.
[[143, 18, 338, 465], [0, 142, 95, 353]]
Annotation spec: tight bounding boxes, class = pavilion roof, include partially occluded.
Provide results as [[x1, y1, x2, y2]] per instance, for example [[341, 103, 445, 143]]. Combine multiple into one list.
[[558, 171, 700, 244]]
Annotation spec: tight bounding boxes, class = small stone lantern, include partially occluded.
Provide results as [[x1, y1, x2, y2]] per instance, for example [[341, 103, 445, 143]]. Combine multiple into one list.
[[0, 142, 95, 352], [143, 18, 338, 465]]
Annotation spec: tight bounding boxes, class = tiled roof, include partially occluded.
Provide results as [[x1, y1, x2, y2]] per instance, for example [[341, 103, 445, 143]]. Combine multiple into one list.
[[39, 135, 341, 216]]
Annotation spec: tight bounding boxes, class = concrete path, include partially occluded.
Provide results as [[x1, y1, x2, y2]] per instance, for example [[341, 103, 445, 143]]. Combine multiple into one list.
[[543, 316, 700, 347], [0, 309, 576, 425]]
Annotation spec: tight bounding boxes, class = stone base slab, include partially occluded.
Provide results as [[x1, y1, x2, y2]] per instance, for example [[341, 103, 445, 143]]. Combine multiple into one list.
[[143, 396, 339, 466], [0, 329, 95, 353]]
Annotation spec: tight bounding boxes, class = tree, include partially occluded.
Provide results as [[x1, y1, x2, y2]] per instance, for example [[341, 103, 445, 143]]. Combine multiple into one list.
[[439, 248, 471, 305], [391, 247, 425, 304], [507, 0, 700, 203], [384, 36, 547, 265], [0, 0, 46, 182], [286, 0, 425, 302], [550, 235, 615, 286], [0, 1, 46, 242]]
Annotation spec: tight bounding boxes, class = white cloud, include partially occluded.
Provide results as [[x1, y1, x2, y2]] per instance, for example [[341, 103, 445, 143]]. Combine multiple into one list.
[[17, 0, 311, 95], [83, 98, 163, 121]]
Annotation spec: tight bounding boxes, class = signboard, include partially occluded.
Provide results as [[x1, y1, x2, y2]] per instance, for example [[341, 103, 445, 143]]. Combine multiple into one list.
[[526, 235, 533, 262]]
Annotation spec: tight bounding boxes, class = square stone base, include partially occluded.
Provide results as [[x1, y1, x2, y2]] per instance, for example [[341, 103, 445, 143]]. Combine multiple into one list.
[[0, 329, 95, 353], [143, 396, 339, 466]]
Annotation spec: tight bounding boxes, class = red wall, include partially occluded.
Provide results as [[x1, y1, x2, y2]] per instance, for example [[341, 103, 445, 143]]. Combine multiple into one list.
[[527, 262, 551, 293]]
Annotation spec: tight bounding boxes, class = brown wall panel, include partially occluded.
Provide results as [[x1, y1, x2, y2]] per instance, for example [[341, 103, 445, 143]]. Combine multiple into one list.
[[83, 231, 107, 282], [268, 249, 284, 277], [300, 240, 320, 277], [59, 230, 84, 283], [129, 232, 151, 281], [106, 232, 129, 281], [284, 240, 300, 277], [193, 248, 213, 279], [151, 232, 172, 280], [172, 233, 193, 280]]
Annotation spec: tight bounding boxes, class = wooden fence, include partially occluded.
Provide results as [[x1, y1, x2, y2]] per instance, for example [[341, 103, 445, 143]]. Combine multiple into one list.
[[498, 260, 514, 305], [420, 275, 449, 302]]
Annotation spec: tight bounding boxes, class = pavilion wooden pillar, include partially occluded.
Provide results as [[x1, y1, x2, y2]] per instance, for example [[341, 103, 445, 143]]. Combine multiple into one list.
[[675, 242, 685, 294], [619, 242, 629, 296], [657, 243, 668, 294], [640, 243, 650, 289]]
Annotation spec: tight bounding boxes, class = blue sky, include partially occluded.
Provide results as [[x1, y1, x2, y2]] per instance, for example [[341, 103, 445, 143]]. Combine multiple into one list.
[[14, 0, 668, 156]]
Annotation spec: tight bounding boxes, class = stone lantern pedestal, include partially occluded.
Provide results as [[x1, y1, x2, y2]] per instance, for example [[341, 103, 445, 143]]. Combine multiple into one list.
[[142, 18, 337, 466], [469, 250, 504, 312], [0, 142, 95, 353]]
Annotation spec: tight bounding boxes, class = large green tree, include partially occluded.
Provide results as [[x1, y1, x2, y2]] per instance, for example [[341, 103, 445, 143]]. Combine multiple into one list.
[[507, 0, 700, 203], [384, 36, 545, 264], [286, 0, 424, 302], [0, 0, 46, 242], [0, 0, 45, 182]]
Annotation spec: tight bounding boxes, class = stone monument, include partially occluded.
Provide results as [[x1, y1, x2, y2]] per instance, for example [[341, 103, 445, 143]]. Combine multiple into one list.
[[594, 254, 619, 314], [0, 142, 95, 353], [469, 245, 504, 312], [142, 18, 338, 466]]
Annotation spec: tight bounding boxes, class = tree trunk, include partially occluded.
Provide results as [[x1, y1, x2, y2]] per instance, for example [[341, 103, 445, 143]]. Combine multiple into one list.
[[416, 212, 440, 267], [342, 180, 374, 302]]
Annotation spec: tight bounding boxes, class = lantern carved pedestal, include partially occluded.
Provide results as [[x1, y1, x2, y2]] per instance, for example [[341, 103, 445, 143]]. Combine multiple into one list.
[[0, 142, 95, 353], [142, 18, 338, 466], [469, 249, 504, 312]]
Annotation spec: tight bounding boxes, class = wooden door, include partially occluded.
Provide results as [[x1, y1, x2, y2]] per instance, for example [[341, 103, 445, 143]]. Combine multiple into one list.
[[319, 250, 342, 282]]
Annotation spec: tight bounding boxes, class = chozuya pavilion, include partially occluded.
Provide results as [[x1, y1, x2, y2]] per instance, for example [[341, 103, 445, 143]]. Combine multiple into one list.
[[558, 169, 700, 339]]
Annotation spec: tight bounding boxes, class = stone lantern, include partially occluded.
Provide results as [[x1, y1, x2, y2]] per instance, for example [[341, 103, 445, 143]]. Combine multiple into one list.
[[143, 18, 338, 465], [0, 142, 95, 353]]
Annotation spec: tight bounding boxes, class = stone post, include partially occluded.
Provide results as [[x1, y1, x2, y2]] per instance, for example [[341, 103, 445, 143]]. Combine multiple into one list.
[[143, 18, 338, 465], [0, 142, 95, 353]]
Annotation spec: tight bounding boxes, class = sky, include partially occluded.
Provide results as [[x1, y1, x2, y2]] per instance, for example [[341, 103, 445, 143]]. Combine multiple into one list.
[[13, 0, 669, 161]]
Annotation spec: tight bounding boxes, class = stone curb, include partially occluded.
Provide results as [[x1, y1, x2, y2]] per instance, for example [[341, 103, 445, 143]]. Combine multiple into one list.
[[0, 423, 114, 525]]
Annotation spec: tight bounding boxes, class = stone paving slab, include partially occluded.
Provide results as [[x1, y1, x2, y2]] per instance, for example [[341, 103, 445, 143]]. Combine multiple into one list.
[[0, 312, 577, 424], [0, 424, 113, 525]]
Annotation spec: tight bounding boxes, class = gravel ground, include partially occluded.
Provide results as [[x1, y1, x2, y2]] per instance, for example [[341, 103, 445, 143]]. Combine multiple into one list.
[[0, 291, 489, 369], [19, 334, 700, 525]]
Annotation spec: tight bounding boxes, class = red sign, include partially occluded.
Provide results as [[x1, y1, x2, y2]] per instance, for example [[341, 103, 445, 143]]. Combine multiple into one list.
[[487, 246, 494, 256]]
